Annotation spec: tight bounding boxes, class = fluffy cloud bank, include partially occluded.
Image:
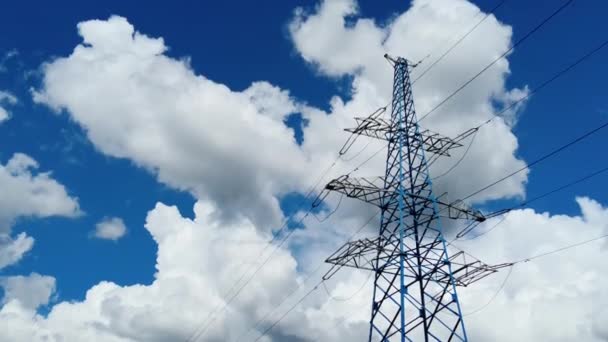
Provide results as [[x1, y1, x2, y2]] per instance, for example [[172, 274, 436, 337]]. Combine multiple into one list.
[[0, 273, 56, 311], [456, 197, 608, 341], [0, 153, 80, 269], [0, 201, 304, 341], [0, 90, 17, 123], [33, 16, 308, 231], [1, 197, 607, 341]]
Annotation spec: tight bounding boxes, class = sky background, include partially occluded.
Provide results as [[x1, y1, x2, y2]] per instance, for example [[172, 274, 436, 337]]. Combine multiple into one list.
[[0, 0, 608, 341]]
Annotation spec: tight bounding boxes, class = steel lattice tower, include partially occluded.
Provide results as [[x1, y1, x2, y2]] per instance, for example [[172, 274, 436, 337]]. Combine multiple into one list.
[[317, 55, 509, 342]]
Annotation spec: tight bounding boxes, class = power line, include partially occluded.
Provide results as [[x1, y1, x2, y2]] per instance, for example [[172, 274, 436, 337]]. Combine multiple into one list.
[[252, 227, 608, 333], [412, 0, 510, 84], [457, 164, 608, 240], [234, 264, 325, 342], [444, 118, 608, 240], [460, 232, 608, 315], [439, 119, 608, 236], [339, 139, 373, 162], [322, 270, 373, 302], [463, 266, 514, 316], [216, 147, 608, 247], [346, 144, 386, 176], [430, 33, 608, 195], [418, 0, 574, 122], [255, 271, 373, 341], [253, 281, 323, 342], [190, 192, 334, 341], [244, 28, 608, 336], [312, 193, 344, 222], [519, 165, 608, 208], [346, 6, 608, 185], [185, 124, 387, 341], [247, 118, 608, 339], [431, 129, 479, 180], [188, 123, 388, 340], [472, 34, 608, 131], [187, 209, 316, 341], [458, 214, 508, 241], [188, 3, 606, 336], [515, 232, 608, 264], [338, 105, 388, 158], [461, 120, 608, 203], [184, 156, 341, 341], [428, 33, 608, 182], [238, 210, 380, 341]]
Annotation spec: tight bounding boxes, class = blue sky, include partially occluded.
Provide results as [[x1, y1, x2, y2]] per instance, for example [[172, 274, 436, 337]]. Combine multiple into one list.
[[1, 1, 608, 339]]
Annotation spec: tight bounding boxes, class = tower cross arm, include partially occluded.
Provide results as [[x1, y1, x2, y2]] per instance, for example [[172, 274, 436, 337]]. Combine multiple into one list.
[[317, 175, 486, 223], [340, 110, 478, 157], [322, 238, 511, 288], [314, 175, 388, 208], [444, 251, 513, 287], [433, 198, 486, 222], [322, 237, 381, 280]]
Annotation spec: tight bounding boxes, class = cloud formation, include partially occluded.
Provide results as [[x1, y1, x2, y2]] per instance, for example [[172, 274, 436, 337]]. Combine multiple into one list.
[[456, 197, 608, 341], [33, 16, 309, 231], [94, 217, 127, 241], [0, 153, 80, 269], [1, 197, 607, 341], [0, 201, 303, 341], [0, 273, 56, 311], [0, 90, 17, 123]]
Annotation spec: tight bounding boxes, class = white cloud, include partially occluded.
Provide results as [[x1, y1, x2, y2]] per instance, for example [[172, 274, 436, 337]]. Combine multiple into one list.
[[0, 273, 56, 311], [0, 90, 17, 123], [33, 16, 310, 231], [0, 201, 302, 341], [0, 153, 81, 230], [0, 107, 8, 123], [0, 197, 606, 341], [454, 197, 608, 341], [94, 217, 127, 241], [0, 233, 34, 270], [0, 153, 80, 269]]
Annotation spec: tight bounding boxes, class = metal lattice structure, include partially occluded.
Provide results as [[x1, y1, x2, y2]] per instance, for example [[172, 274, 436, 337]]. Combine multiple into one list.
[[319, 55, 509, 342]]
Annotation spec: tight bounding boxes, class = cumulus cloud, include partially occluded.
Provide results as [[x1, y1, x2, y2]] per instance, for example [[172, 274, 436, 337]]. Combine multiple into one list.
[[0, 153, 80, 269], [0, 233, 34, 270], [455, 197, 608, 341], [0, 90, 17, 123], [33, 16, 310, 231], [0, 273, 56, 311], [1, 197, 607, 341], [93, 217, 127, 241], [0, 201, 303, 341], [0, 153, 81, 229]]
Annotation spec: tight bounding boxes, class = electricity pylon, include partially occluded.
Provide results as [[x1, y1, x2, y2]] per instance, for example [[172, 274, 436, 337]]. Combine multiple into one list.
[[317, 55, 509, 342]]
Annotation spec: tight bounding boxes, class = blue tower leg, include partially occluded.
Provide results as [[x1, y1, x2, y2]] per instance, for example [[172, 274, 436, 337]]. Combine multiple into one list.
[[366, 57, 467, 342]]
